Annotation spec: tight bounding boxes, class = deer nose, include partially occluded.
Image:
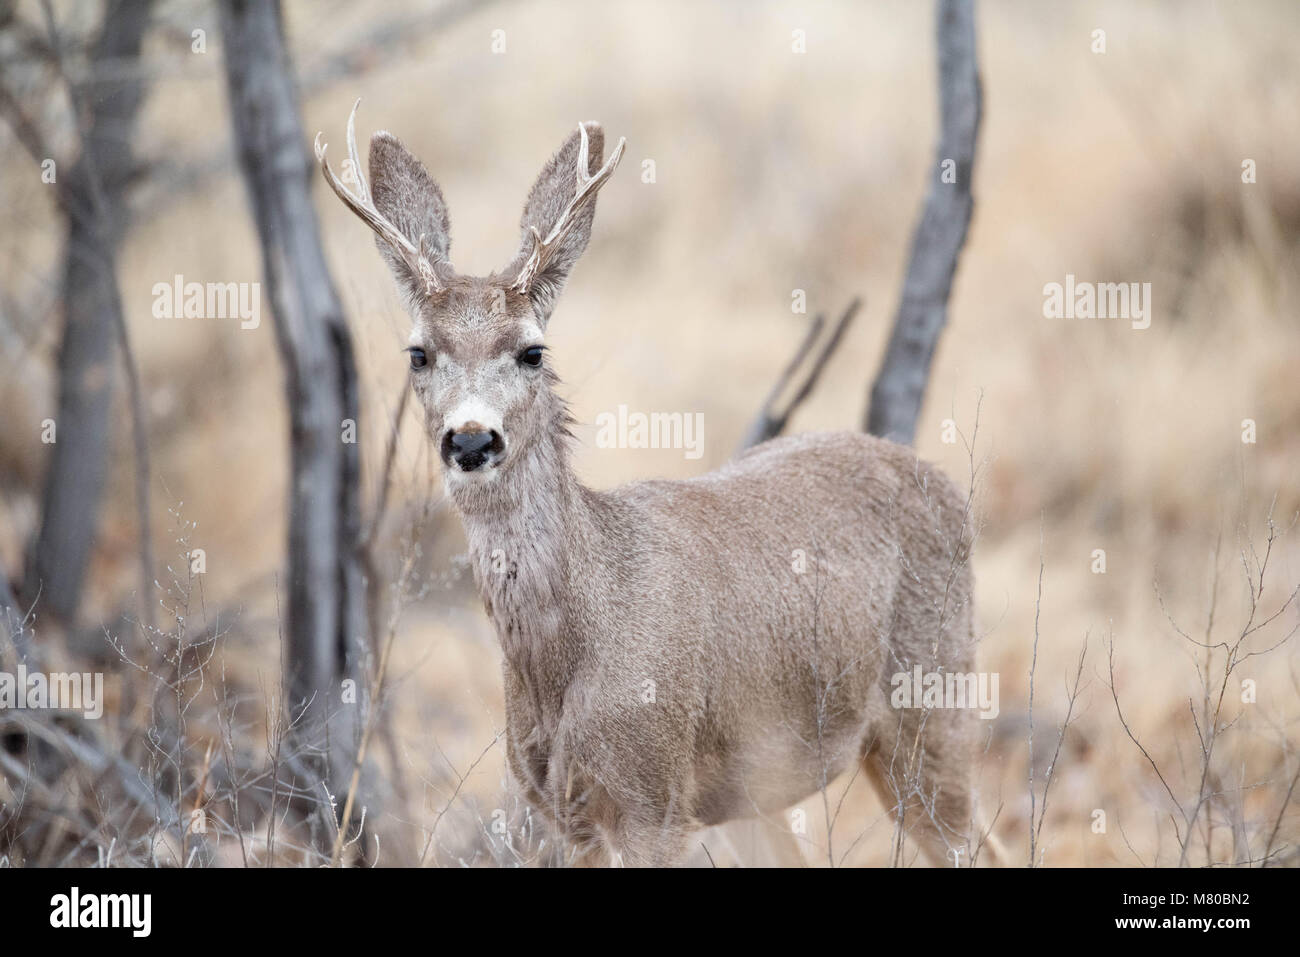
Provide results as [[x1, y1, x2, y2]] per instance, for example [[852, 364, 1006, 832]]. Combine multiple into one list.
[[441, 427, 504, 472]]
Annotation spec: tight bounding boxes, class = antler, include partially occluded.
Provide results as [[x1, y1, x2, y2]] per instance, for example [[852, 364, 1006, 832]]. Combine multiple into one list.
[[512, 123, 626, 294], [314, 100, 443, 295]]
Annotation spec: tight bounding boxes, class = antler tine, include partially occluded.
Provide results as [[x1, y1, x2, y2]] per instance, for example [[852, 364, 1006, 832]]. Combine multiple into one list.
[[315, 99, 443, 294], [344, 98, 370, 205], [513, 123, 626, 293], [575, 121, 591, 189]]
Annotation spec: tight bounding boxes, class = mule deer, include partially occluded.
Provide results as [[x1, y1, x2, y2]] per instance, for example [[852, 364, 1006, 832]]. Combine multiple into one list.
[[317, 104, 989, 867]]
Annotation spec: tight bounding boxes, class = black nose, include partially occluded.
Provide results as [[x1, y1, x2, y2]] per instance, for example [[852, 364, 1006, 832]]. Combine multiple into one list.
[[441, 429, 504, 472]]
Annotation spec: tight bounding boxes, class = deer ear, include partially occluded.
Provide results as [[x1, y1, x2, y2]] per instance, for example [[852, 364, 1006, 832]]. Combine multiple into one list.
[[368, 131, 451, 297], [507, 123, 607, 318]]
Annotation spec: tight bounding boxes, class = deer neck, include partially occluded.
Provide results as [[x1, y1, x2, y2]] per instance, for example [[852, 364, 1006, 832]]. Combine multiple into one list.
[[450, 408, 590, 723]]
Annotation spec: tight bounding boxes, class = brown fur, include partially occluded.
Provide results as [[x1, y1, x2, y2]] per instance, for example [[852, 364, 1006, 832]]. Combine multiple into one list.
[[326, 119, 986, 866]]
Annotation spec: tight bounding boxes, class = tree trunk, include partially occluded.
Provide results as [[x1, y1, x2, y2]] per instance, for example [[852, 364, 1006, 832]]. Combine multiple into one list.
[[26, 0, 154, 624], [219, 0, 364, 809], [865, 0, 981, 445]]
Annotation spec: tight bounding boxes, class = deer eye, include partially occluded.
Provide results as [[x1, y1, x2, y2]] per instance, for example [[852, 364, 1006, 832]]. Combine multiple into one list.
[[518, 345, 545, 367], [407, 347, 429, 370]]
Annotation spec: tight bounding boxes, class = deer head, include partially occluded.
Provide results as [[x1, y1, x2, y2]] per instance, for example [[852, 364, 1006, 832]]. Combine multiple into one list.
[[316, 102, 625, 488]]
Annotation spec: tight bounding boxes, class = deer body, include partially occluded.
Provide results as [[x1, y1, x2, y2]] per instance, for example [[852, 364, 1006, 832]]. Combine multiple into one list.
[[317, 107, 980, 866], [472, 427, 975, 866]]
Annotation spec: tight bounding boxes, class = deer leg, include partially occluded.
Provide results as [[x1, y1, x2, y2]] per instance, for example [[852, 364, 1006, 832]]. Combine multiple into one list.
[[565, 834, 613, 868], [610, 814, 693, 867], [861, 708, 976, 868]]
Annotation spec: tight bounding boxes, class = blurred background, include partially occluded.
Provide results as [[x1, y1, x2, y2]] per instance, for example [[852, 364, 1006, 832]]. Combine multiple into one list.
[[1, 0, 1298, 866]]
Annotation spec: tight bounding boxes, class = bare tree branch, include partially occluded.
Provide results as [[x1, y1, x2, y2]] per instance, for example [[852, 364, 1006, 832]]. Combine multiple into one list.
[[219, 0, 365, 823], [737, 298, 860, 453], [865, 0, 980, 444], [19, 0, 156, 627]]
